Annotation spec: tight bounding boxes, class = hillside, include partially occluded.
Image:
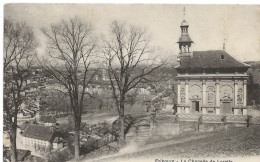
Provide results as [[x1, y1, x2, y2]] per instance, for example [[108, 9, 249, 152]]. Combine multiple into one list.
[[90, 126, 260, 162]]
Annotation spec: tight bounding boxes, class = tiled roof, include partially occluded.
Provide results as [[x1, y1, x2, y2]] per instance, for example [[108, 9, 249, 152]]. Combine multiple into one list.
[[23, 125, 54, 141], [19, 124, 29, 130], [40, 116, 56, 123], [17, 149, 30, 161], [176, 50, 251, 70]]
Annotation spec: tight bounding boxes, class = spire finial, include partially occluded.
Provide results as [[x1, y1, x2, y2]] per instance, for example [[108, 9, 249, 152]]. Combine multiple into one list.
[[183, 7, 186, 17], [223, 38, 226, 51]]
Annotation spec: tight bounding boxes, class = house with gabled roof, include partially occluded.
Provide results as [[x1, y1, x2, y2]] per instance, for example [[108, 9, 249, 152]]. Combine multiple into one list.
[[175, 10, 251, 116], [22, 124, 57, 151]]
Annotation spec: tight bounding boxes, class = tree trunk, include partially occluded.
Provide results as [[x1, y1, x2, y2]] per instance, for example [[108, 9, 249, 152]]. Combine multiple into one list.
[[119, 115, 125, 140], [10, 123, 17, 162], [74, 119, 81, 159], [119, 100, 125, 143]]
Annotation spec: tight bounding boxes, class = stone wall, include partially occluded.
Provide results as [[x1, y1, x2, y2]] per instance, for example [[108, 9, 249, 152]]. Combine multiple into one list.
[[126, 114, 260, 144], [151, 115, 179, 139]]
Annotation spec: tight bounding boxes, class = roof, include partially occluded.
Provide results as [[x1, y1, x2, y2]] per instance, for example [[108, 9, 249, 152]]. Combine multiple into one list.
[[17, 149, 30, 161], [178, 34, 193, 43], [23, 125, 54, 141], [40, 116, 56, 123], [181, 20, 189, 26], [53, 137, 60, 143], [176, 50, 251, 70], [19, 124, 29, 130]]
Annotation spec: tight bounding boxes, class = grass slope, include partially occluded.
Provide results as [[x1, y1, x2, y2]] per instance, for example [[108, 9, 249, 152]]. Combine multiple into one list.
[[95, 126, 260, 161]]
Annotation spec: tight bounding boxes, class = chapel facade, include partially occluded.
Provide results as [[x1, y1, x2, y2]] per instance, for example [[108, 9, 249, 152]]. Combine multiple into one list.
[[175, 17, 250, 115]]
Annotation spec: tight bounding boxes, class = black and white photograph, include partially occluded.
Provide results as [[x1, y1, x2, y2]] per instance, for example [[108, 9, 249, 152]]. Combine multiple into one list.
[[2, 2, 260, 162]]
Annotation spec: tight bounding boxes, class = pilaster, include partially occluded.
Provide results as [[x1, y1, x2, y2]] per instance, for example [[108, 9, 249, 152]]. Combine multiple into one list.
[[202, 79, 206, 105], [185, 80, 189, 104], [234, 80, 238, 106], [243, 80, 247, 106], [177, 80, 181, 104]]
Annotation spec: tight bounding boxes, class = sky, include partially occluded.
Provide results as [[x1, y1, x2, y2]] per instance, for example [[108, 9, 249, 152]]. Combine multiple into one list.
[[4, 4, 260, 62]]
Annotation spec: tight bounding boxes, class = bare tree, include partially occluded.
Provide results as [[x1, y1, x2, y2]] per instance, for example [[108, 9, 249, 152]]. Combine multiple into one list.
[[40, 17, 98, 159], [4, 19, 38, 162], [101, 21, 165, 143]]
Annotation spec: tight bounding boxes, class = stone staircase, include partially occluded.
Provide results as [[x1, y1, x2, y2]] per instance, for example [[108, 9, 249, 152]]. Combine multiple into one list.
[[125, 118, 151, 144], [135, 125, 150, 144]]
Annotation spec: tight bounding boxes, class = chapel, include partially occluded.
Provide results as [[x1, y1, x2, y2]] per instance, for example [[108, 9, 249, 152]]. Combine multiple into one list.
[[175, 12, 251, 115]]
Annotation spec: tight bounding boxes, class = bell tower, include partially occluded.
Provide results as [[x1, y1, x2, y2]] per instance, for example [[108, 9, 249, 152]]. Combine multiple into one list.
[[177, 7, 193, 60]]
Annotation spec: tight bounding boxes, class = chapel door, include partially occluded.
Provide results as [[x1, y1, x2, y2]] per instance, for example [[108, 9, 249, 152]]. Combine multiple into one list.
[[195, 101, 200, 112], [192, 101, 199, 112], [222, 102, 231, 114]]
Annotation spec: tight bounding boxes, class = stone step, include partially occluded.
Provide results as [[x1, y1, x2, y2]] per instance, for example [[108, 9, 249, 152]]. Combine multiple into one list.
[[138, 130, 150, 133], [136, 138, 148, 141], [137, 135, 150, 138], [138, 133, 149, 135], [136, 136, 149, 139], [138, 129, 150, 132], [136, 138, 149, 141], [138, 131, 149, 134], [138, 128, 150, 130], [137, 134, 150, 137]]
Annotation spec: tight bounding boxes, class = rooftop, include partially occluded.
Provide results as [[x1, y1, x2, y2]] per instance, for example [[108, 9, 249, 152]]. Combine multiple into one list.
[[176, 50, 251, 70], [178, 34, 193, 43], [40, 116, 56, 123], [181, 20, 189, 26], [23, 124, 54, 141]]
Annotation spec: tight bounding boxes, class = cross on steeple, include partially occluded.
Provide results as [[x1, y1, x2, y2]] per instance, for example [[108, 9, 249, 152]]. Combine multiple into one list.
[[223, 38, 226, 51]]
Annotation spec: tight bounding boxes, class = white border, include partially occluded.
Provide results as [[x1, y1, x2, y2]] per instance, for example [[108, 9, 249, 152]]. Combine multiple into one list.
[[0, 1, 259, 162]]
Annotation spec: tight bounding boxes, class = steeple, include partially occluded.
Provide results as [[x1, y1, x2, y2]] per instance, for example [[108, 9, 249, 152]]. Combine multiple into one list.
[[177, 7, 193, 60]]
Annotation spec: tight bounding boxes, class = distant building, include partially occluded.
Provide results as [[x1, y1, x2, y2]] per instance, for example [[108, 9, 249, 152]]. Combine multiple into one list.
[[17, 109, 33, 119], [22, 125, 62, 151], [175, 13, 251, 115], [52, 137, 63, 150], [39, 116, 56, 126]]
